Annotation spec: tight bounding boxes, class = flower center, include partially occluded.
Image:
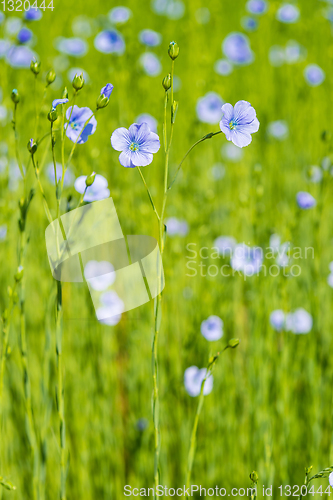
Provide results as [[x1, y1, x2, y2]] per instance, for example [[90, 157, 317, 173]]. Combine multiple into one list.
[[129, 142, 139, 152], [229, 120, 237, 130]]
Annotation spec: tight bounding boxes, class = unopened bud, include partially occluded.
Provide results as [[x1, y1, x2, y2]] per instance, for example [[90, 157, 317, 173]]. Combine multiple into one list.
[[46, 69, 56, 85], [11, 89, 20, 104], [228, 338, 240, 348], [30, 58, 41, 75], [62, 87, 69, 99], [14, 266, 24, 282], [96, 94, 109, 109], [249, 471, 258, 483], [162, 74, 171, 90], [48, 107, 58, 122], [171, 100, 178, 124], [85, 172, 96, 187], [27, 138, 37, 155], [168, 41, 179, 60], [72, 73, 84, 91]]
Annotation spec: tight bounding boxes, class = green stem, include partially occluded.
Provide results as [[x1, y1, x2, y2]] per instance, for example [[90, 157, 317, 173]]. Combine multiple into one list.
[[18, 216, 38, 500], [0, 283, 17, 405], [65, 108, 95, 170], [56, 280, 66, 500], [137, 167, 160, 222], [12, 103, 24, 178], [168, 131, 222, 190], [185, 346, 231, 497]]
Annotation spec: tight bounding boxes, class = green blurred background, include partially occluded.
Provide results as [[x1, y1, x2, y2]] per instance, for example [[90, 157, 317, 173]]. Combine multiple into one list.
[[1, 0, 333, 498]]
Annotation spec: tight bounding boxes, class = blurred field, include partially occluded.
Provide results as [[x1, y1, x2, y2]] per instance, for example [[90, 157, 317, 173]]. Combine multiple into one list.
[[1, 0, 333, 498]]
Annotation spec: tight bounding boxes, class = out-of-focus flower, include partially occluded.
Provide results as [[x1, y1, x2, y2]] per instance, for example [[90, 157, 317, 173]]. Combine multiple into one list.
[[195, 7, 210, 24], [108, 6, 132, 24], [72, 16, 92, 38], [222, 32, 253, 65], [17, 27, 32, 44], [84, 260, 116, 291], [184, 366, 213, 397], [46, 162, 74, 187], [111, 123, 160, 168], [165, 217, 189, 236], [285, 308, 312, 334], [308, 165, 323, 183], [269, 45, 285, 67], [246, 0, 267, 14], [304, 64, 325, 87], [214, 236, 237, 256], [136, 113, 158, 133], [270, 310, 285, 331], [52, 98, 69, 108], [139, 52, 162, 76], [267, 120, 289, 140], [220, 100, 260, 148], [24, 7, 42, 21], [139, 29, 162, 47], [64, 105, 97, 144], [196, 92, 224, 124], [0, 224, 7, 241], [152, 0, 185, 19], [97, 290, 124, 325], [0, 12, 4, 25], [296, 191, 316, 209], [94, 29, 125, 55], [269, 234, 290, 267], [241, 16, 258, 31], [201, 315, 223, 341], [221, 143, 244, 162], [55, 37, 87, 57], [285, 40, 306, 63], [210, 163, 226, 180], [214, 59, 233, 76], [5, 17, 21, 35], [276, 3, 300, 23], [6, 45, 36, 68], [231, 244, 263, 276], [74, 174, 110, 202], [0, 40, 11, 59]]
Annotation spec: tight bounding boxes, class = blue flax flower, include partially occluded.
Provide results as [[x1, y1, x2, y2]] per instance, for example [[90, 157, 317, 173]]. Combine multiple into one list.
[[111, 123, 160, 168], [101, 83, 113, 99], [220, 100, 259, 148], [52, 98, 69, 108], [64, 105, 97, 144], [296, 191, 316, 209]]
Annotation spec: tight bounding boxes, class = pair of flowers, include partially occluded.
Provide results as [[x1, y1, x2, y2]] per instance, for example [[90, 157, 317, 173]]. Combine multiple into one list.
[[57, 87, 259, 161]]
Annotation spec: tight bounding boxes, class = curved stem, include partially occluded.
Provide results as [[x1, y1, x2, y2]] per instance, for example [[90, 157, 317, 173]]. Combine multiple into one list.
[[168, 131, 222, 190], [137, 167, 160, 222]]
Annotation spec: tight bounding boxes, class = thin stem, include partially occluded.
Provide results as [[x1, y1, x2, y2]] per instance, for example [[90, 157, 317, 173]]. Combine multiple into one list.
[[51, 122, 58, 188], [168, 131, 222, 190], [18, 209, 39, 500], [185, 347, 229, 497], [12, 103, 24, 178], [56, 280, 66, 500], [0, 282, 18, 404], [137, 167, 160, 222], [31, 154, 53, 225], [65, 104, 94, 170]]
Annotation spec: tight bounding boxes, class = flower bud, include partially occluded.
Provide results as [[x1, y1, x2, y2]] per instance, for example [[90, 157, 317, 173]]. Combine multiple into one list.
[[85, 171, 96, 187], [162, 74, 171, 90], [96, 94, 109, 109], [11, 89, 20, 104], [171, 100, 178, 124], [228, 338, 240, 348], [27, 138, 37, 155], [72, 73, 84, 91], [62, 87, 69, 99], [249, 471, 258, 483], [30, 58, 41, 75], [46, 69, 56, 85], [168, 41, 179, 60], [14, 266, 24, 282], [48, 107, 58, 122]]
